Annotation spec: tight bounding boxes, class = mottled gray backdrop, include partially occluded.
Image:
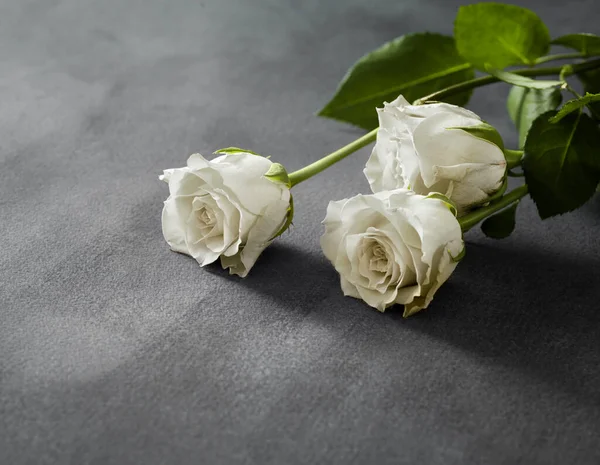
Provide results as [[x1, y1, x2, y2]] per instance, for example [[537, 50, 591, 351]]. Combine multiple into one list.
[[1, 0, 600, 463]]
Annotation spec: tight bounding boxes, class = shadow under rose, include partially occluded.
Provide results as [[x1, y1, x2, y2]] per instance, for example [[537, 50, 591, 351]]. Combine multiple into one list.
[[203, 240, 341, 311], [199, 219, 600, 411], [388, 240, 600, 409]]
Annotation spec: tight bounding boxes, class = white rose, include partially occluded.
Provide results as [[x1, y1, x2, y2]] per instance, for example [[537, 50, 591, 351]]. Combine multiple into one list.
[[160, 151, 291, 277], [364, 95, 507, 214], [320, 189, 464, 316]]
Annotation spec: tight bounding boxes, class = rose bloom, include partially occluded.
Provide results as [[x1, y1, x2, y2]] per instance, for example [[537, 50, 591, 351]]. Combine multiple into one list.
[[320, 189, 464, 316], [364, 95, 507, 215], [160, 152, 291, 277]]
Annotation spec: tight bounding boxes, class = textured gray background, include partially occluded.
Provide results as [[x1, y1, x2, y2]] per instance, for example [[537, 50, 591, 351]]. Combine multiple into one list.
[[1, 0, 600, 464]]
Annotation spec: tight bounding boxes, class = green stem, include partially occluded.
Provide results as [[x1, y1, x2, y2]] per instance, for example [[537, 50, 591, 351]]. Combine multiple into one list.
[[288, 129, 377, 186], [557, 66, 600, 119], [534, 52, 585, 65], [559, 65, 575, 82], [289, 58, 600, 187], [415, 57, 600, 104], [459, 185, 529, 232], [563, 82, 582, 99]]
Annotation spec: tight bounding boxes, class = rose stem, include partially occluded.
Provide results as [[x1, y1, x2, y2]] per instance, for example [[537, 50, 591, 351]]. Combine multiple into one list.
[[458, 185, 529, 233], [287, 57, 600, 187], [288, 128, 377, 187], [414, 57, 600, 104]]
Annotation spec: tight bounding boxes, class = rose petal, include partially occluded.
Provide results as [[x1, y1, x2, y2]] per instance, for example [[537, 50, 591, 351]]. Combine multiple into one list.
[[161, 196, 192, 255], [320, 189, 463, 313], [221, 196, 289, 277]]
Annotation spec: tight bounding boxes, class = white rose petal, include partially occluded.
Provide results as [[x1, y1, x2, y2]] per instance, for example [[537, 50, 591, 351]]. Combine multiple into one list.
[[160, 152, 291, 277], [320, 189, 464, 316], [364, 95, 507, 215]]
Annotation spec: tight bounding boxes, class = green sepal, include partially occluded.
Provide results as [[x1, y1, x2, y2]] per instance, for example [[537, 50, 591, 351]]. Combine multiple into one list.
[[487, 177, 509, 204], [270, 195, 294, 240], [214, 147, 262, 156], [449, 246, 466, 263], [447, 122, 504, 151], [549, 93, 600, 123], [481, 201, 519, 239], [503, 149, 524, 171], [264, 163, 291, 187], [426, 192, 458, 217]]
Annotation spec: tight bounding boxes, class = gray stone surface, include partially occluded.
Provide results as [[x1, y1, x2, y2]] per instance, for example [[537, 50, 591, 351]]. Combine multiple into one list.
[[1, 0, 600, 463]]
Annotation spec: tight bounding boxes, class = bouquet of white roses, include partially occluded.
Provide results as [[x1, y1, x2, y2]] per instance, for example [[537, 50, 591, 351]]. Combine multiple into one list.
[[160, 2, 600, 317]]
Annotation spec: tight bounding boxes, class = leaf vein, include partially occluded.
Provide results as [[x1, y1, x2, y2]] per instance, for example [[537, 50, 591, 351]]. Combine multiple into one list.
[[326, 63, 472, 112], [497, 36, 533, 65]]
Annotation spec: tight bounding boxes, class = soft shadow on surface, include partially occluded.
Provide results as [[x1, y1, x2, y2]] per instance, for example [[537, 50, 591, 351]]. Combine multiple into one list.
[[204, 241, 339, 309], [202, 224, 600, 410], [389, 241, 600, 407]]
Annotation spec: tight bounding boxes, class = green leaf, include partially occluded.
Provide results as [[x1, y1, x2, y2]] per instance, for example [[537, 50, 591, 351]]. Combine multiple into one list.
[[270, 195, 294, 240], [523, 111, 600, 219], [447, 122, 504, 151], [577, 68, 600, 121], [485, 66, 563, 89], [317, 33, 474, 130], [481, 202, 519, 239], [549, 93, 600, 123], [263, 163, 290, 187], [552, 33, 600, 56], [454, 3, 550, 70], [214, 147, 262, 156], [507, 86, 563, 148]]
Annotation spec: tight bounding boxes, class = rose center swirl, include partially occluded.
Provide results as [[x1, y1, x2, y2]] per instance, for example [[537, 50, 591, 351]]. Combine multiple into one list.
[[196, 206, 216, 227], [369, 243, 389, 273]]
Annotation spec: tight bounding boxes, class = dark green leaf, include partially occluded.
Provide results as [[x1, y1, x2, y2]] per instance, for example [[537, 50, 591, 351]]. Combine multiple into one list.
[[523, 111, 600, 218], [549, 93, 600, 123], [318, 33, 474, 130], [507, 86, 562, 148], [481, 202, 519, 239], [454, 3, 550, 70], [215, 147, 262, 156], [485, 66, 563, 89], [552, 33, 600, 56], [447, 122, 504, 151]]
